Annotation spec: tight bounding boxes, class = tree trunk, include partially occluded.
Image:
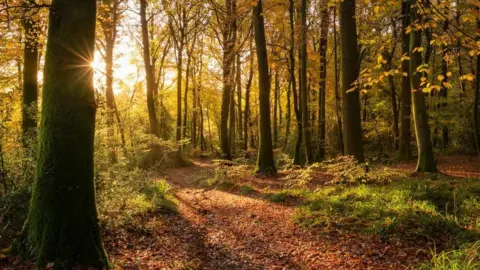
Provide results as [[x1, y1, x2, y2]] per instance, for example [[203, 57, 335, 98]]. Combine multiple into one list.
[[140, 0, 158, 138], [317, 3, 328, 161], [333, 7, 344, 155], [11, 0, 108, 268], [21, 14, 39, 148], [253, 0, 276, 175], [236, 55, 243, 142], [290, 0, 303, 165], [474, 15, 480, 155], [410, 2, 437, 172], [340, 0, 365, 162], [220, 0, 236, 160], [274, 70, 279, 147], [300, 0, 313, 164], [244, 46, 253, 151], [398, 0, 412, 160]]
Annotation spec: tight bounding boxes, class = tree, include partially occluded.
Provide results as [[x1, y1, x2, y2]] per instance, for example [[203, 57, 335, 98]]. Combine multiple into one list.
[[409, 0, 437, 172], [11, 0, 109, 268], [98, 0, 125, 162], [140, 0, 159, 137], [398, 0, 413, 161], [317, 2, 329, 161], [300, 0, 314, 164], [253, 0, 276, 175], [340, 0, 365, 162], [21, 4, 39, 148]]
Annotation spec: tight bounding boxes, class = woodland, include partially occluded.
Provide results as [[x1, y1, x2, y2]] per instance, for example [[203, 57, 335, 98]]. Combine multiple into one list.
[[0, 0, 480, 269]]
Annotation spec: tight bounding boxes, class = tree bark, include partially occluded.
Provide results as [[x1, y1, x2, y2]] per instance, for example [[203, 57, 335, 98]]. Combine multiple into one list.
[[253, 0, 276, 175], [11, 0, 108, 268], [340, 0, 365, 162], [300, 0, 314, 164], [317, 3, 328, 161], [21, 15, 39, 148], [220, 0, 236, 160], [236, 55, 243, 142], [333, 7, 344, 155], [398, 0, 412, 160], [410, 1, 437, 172], [140, 0, 158, 138]]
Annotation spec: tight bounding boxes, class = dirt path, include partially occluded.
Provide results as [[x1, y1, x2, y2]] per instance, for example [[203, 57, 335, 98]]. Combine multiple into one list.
[[105, 160, 426, 269]]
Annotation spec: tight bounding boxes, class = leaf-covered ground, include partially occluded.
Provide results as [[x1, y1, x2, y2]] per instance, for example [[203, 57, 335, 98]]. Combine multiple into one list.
[[2, 156, 479, 269]]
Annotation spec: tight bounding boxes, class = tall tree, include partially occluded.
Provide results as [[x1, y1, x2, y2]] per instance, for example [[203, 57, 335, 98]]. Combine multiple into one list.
[[300, 0, 314, 163], [398, 0, 413, 160], [409, 0, 437, 172], [317, 2, 329, 161], [253, 0, 276, 175], [218, 0, 237, 160], [289, 0, 303, 165], [340, 0, 365, 162], [140, 0, 159, 137], [98, 0, 124, 162], [11, 0, 109, 267], [21, 2, 39, 147]]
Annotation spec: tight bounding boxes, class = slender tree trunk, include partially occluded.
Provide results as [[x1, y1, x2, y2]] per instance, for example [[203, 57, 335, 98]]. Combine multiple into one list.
[[220, 0, 236, 160], [140, 0, 158, 138], [300, 0, 313, 163], [474, 15, 480, 155], [398, 0, 413, 160], [410, 2, 437, 172], [21, 16, 39, 148], [184, 55, 191, 142], [333, 7, 344, 155], [340, 0, 365, 162], [317, 2, 328, 161], [283, 75, 292, 150], [236, 55, 243, 142], [274, 70, 279, 147], [229, 61, 236, 153], [253, 0, 276, 175], [12, 1, 108, 267], [290, 0, 303, 165], [244, 46, 253, 151]]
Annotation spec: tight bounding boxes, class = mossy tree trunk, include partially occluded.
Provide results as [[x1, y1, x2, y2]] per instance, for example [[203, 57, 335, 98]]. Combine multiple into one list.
[[409, 1, 437, 172], [12, 0, 109, 268], [340, 0, 365, 162], [244, 40, 253, 151], [254, 0, 276, 175]]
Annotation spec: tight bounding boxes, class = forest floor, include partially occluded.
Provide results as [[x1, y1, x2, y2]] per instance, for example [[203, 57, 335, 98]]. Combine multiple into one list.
[[103, 156, 480, 270], [1, 156, 479, 269]]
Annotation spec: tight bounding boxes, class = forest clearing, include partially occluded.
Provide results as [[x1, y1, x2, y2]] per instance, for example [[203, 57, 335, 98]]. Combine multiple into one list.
[[1, 0, 480, 269]]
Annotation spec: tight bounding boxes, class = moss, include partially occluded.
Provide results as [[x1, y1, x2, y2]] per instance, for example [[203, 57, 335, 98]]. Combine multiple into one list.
[[11, 1, 109, 268]]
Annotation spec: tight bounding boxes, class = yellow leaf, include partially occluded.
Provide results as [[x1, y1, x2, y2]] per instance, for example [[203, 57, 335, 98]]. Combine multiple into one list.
[[437, 75, 445, 81]]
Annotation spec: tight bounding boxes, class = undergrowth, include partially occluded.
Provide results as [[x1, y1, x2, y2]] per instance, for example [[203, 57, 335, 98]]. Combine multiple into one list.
[[295, 177, 480, 249]]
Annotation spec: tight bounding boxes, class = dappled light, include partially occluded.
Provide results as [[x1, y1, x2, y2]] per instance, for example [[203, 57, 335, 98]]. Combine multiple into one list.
[[1, 0, 480, 269]]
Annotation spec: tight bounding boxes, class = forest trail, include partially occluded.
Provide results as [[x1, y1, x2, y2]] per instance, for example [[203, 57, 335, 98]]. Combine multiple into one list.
[[105, 159, 429, 270]]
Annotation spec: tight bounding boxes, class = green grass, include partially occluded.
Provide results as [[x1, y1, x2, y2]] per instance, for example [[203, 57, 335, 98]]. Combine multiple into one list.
[[295, 177, 480, 247], [420, 241, 480, 270]]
